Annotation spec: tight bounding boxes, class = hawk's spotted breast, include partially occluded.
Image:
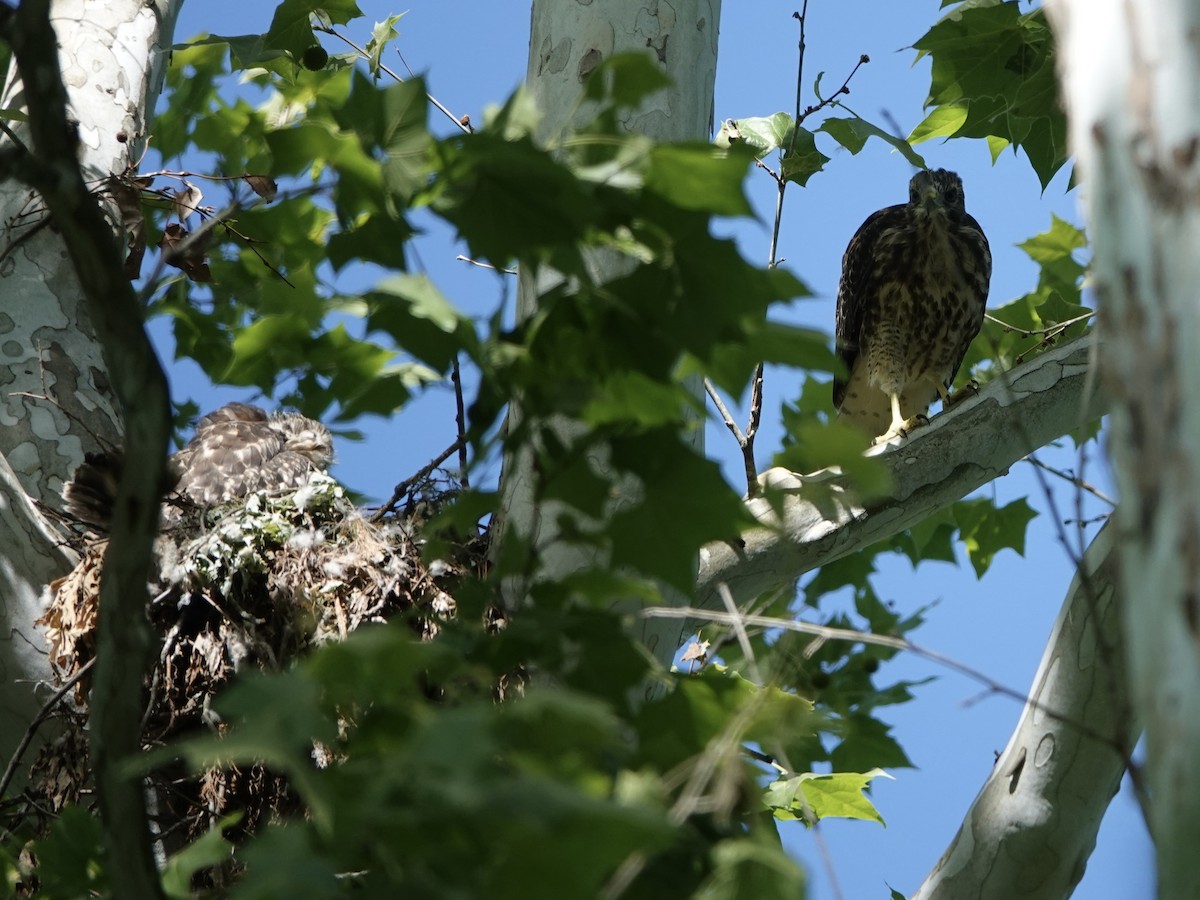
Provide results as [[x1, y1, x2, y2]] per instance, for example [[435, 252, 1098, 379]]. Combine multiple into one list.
[[833, 169, 991, 443]]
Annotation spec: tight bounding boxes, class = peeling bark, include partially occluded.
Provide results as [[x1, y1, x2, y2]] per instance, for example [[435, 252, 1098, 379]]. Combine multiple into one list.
[[4, 1, 177, 895], [913, 524, 1131, 900], [1048, 1, 1200, 895], [0, 0, 180, 812], [0, 0, 177, 501]]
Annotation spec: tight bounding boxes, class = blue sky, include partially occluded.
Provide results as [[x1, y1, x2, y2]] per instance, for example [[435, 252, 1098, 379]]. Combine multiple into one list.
[[159, 2, 1153, 897]]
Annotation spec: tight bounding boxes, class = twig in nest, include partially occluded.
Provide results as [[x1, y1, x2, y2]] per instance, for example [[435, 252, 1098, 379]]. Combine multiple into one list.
[[371, 437, 467, 522], [0, 659, 95, 802]]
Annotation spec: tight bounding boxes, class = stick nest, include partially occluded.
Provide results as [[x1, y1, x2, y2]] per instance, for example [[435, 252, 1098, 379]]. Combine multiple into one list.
[[21, 472, 481, 853]]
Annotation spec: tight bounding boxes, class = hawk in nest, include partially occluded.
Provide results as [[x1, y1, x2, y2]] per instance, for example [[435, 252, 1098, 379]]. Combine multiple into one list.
[[63, 402, 334, 528], [834, 168, 991, 443]]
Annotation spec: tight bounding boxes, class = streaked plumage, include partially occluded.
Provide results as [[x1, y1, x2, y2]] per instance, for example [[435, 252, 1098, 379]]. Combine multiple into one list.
[[63, 402, 334, 528], [834, 168, 991, 443]]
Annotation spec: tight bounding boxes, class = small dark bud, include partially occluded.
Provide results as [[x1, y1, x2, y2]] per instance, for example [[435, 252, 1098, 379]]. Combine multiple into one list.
[[863, 657, 880, 674], [116, 131, 128, 143], [840, 86, 850, 95], [301, 45, 329, 71], [861, 54, 870, 64]]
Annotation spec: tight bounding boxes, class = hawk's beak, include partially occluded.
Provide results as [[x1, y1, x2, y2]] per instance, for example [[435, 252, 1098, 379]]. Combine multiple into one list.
[[920, 187, 942, 212]]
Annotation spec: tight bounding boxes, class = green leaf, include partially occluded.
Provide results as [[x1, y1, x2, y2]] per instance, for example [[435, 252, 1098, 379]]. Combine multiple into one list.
[[609, 430, 752, 591], [223, 315, 312, 388], [910, 4, 1066, 187], [432, 132, 595, 265], [265, 0, 364, 61], [953, 496, 1039, 577], [162, 816, 239, 898], [364, 13, 406, 76], [635, 666, 812, 769], [30, 806, 106, 899], [366, 273, 474, 372], [765, 768, 893, 826], [234, 825, 342, 899], [819, 116, 927, 168], [714, 112, 795, 156], [773, 419, 891, 500], [908, 103, 968, 144], [582, 373, 698, 427], [646, 143, 754, 216], [327, 210, 413, 271], [780, 126, 829, 186], [697, 835, 808, 900], [333, 72, 430, 203], [831, 713, 914, 771], [960, 214, 1090, 380]]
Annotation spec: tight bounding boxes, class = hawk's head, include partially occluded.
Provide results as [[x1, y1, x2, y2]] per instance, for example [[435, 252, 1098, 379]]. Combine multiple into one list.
[[908, 168, 965, 217], [270, 413, 334, 467]]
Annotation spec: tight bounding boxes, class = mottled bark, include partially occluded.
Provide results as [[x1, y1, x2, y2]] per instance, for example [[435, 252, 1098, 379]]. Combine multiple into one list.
[[913, 524, 1131, 900], [1048, 1, 1200, 895], [696, 333, 1103, 612]]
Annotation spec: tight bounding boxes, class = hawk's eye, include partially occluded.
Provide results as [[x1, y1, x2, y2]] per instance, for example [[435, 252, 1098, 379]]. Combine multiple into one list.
[[944, 185, 962, 204]]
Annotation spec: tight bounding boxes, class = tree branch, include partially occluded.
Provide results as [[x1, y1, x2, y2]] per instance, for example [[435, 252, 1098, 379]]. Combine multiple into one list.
[[912, 523, 1133, 899], [7, 2, 172, 897], [694, 332, 1104, 614]]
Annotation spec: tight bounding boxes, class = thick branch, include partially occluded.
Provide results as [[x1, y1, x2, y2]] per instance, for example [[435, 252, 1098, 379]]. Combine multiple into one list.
[[912, 523, 1133, 899], [1049, 2, 1200, 894], [696, 332, 1104, 611], [7, 2, 172, 897]]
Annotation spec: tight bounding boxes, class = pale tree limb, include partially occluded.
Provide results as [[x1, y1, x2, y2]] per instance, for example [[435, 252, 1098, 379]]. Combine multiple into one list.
[[0, 0, 180, 789], [912, 522, 1133, 899], [694, 332, 1104, 615], [0, 454, 76, 759], [1048, 2, 1200, 894], [4, 2, 178, 897]]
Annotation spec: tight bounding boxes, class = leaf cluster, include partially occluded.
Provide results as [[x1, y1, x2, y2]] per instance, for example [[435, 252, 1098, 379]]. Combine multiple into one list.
[[910, 1, 1067, 188]]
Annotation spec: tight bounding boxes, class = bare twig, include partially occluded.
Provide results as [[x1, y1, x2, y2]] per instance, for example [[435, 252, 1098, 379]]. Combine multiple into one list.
[[704, 378, 746, 444], [314, 25, 471, 135], [1023, 454, 1116, 507], [985, 310, 1094, 338], [456, 254, 517, 275], [0, 660, 95, 802], [704, 378, 759, 497], [641, 605, 1126, 753], [798, 54, 870, 125], [370, 436, 467, 522], [452, 356, 469, 488], [717, 583, 760, 684]]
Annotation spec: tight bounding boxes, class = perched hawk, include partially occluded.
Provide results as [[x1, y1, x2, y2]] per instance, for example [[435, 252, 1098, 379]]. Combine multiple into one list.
[[63, 402, 334, 528], [834, 168, 991, 443]]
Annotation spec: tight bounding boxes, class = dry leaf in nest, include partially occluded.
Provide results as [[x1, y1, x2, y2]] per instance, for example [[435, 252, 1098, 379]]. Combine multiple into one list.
[[39, 543, 104, 702]]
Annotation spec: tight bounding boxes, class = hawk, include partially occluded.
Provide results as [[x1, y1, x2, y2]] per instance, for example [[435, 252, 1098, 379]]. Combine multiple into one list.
[[63, 402, 334, 528], [833, 168, 991, 443]]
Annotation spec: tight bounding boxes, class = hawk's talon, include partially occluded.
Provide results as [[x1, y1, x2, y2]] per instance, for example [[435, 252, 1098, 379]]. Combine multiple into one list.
[[943, 380, 979, 409], [872, 413, 930, 445]]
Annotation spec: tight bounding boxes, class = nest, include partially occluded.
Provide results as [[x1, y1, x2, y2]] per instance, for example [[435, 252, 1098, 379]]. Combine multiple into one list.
[[18, 472, 484, 860]]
